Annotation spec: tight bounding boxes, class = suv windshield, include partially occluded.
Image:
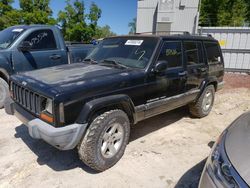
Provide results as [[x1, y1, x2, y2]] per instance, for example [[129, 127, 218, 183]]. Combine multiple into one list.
[[86, 37, 159, 69], [0, 27, 25, 49]]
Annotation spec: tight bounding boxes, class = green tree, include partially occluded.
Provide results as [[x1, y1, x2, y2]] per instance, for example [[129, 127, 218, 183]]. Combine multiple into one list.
[[19, 0, 56, 25], [0, 0, 17, 30], [128, 18, 136, 34], [95, 25, 116, 39], [230, 0, 248, 26], [0, 10, 22, 29], [199, 0, 221, 26], [89, 3, 101, 27], [200, 0, 249, 26], [58, 0, 101, 42], [0, 0, 13, 15], [245, 0, 250, 25]]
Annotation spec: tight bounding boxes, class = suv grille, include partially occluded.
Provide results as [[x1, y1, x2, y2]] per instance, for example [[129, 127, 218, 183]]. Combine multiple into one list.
[[12, 82, 43, 115]]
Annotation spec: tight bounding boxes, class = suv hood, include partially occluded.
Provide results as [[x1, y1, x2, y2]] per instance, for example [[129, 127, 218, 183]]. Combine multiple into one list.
[[11, 63, 140, 98], [225, 112, 250, 186], [21, 63, 123, 85]]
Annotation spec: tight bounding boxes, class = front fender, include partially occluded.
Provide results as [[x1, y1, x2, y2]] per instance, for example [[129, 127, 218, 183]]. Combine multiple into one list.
[[0, 53, 13, 81], [76, 94, 136, 124], [0, 67, 10, 81]]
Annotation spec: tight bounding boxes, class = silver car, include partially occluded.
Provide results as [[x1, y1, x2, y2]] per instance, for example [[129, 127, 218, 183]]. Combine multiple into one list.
[[199, 112, 250, 188]]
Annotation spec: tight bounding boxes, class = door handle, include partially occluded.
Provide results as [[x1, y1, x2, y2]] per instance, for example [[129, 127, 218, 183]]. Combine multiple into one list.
[[50, 54, 61, 60], [178, 71, 187, 76]]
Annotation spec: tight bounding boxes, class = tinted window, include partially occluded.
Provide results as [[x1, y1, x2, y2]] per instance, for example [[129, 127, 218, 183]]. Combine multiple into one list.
[[184, 41, 203, 66], [158, 41, 182, 68], [204, 42, 221, 64], [24, 29, 57, 50]]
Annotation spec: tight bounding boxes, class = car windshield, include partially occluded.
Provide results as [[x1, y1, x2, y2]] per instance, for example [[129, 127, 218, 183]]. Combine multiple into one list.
[[0, 27, 25, 49], [86, 37, 159, 69]]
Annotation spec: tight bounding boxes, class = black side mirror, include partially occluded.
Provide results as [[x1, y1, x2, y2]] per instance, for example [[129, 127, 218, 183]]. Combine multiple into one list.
[[18, 41, 32, 51], [154, 61, 168, 73]]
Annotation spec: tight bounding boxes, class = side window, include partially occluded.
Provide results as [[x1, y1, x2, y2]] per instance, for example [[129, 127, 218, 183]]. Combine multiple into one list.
[[158, 41, 183, 69], [184, 41, 203, 66], [204, 42, 221, 64], [24, 29, 57, 50]]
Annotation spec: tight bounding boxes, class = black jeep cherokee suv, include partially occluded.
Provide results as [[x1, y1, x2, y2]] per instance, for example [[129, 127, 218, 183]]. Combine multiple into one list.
[[5, 35, 224, 171]]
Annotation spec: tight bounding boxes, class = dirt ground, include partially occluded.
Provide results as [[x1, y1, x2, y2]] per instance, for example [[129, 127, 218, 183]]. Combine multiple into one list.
[[0, 73, 250, 188]]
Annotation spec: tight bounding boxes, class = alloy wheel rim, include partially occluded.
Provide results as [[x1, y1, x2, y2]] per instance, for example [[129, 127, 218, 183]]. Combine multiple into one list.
[[101, 122, 125, 158], [202, 90, 213, 112]]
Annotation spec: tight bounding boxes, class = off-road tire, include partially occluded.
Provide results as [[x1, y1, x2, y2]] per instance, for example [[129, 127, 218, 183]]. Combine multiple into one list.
[[0, 78, 9, 109], [78, 109, 130, 172], [189, 85, 215, 118]]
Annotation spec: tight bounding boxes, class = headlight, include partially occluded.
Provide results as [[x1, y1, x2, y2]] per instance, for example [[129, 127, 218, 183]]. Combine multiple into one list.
[[207, 131, 239, 188], [40, 98, 54, 124], [45, 98, 53, 114]]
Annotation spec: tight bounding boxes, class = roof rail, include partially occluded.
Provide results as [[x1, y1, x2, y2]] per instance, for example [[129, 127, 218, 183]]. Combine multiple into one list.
[[190, 33, 214, 38], [135, 31, 190, 35], [135, 31, 214, 38]]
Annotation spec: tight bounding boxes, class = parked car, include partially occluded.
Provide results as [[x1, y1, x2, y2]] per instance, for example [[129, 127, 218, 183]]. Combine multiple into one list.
[[5, 34, 224, 171], [199, 112, 250, 188], [0, 25, 95, 108]]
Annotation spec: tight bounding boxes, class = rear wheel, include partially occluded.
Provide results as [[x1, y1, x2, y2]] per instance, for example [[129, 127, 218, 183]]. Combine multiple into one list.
[[78, 109, 130, 172], [189, 85, 215, 118], [0, 78, 9, 109]]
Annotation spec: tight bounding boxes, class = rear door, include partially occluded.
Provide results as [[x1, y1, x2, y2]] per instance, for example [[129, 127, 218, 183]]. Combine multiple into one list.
[[183, 41, 208, 91], [12, 29, 67, 72]]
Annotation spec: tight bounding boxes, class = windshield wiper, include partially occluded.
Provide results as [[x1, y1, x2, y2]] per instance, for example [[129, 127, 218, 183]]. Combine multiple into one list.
[[83, 58, 98, 64], [101, 59, 128, 69]]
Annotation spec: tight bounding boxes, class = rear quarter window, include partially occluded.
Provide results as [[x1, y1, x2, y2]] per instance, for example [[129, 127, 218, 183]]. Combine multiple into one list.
[[204, 42, 222, 64]]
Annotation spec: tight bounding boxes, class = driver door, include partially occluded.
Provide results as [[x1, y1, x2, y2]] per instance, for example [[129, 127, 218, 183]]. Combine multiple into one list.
[[146, 41, 186, 99], [12, 29, 66, 73], [145, 40, 187, 117]]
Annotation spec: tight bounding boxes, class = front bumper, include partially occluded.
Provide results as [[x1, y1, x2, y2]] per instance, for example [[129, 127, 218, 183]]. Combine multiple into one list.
[[5, 99, 87, 150]]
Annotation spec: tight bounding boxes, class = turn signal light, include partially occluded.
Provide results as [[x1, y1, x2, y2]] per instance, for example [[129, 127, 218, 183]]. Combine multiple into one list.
[[40, 113, 54, 123]]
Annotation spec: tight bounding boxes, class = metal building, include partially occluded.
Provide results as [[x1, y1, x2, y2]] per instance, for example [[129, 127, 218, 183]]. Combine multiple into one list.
[[200, 27, 250, 72], [136, 0, 200, 34]]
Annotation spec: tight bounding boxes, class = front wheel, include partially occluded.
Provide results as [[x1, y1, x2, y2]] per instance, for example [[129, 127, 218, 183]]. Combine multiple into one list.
[[78, 109, 130, 172], [0, 78, 9, 109], [189, 85, 215, 118]]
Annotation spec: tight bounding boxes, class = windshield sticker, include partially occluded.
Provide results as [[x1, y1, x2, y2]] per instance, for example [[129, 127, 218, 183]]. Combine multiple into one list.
[[125, 40, 143, 46], [12, 28, 23, 32]]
